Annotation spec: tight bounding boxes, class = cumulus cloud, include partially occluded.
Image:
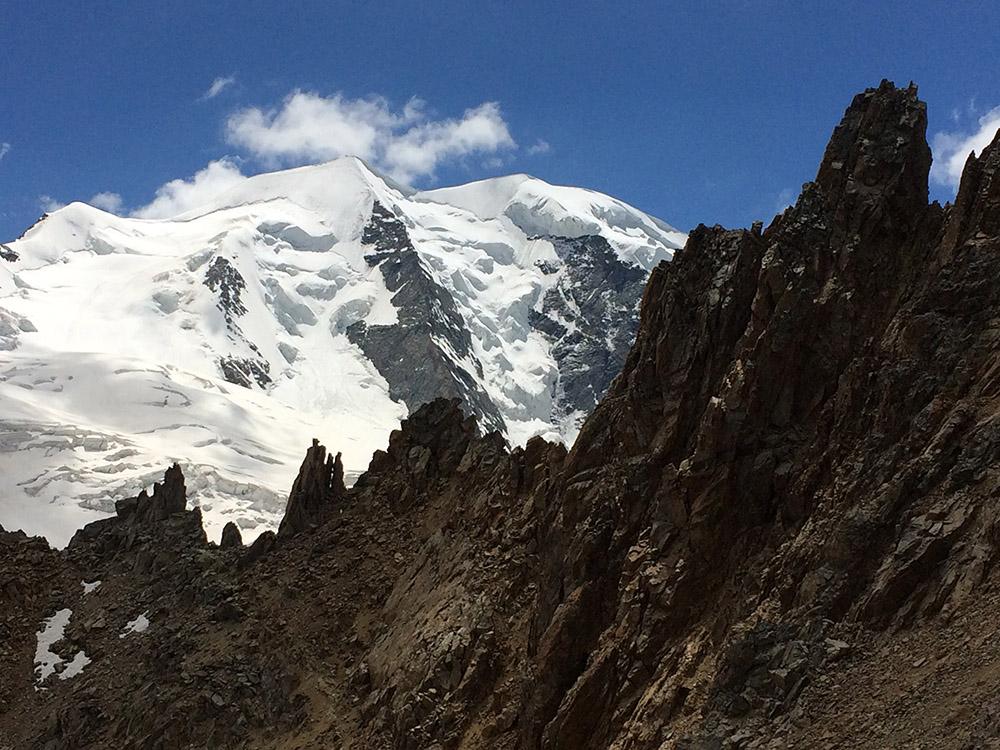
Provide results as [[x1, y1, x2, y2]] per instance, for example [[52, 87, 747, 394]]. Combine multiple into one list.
[[47, 91, 526, 224], [775, 187, 796, 213], [36, 162, 244, 220], [89, 191, 124, 213], [226, 91, 516, 183], [38, 192, 122, 214], [381, 102, 515, 183], [39, 195, 65, 212], [0, 142, 10, 161], [227, 92, 396, 167], [527, 139, 551, 155], [131, 159, 247, 219], [931, 105, 1000, 189], [202, 76, 235, 100]]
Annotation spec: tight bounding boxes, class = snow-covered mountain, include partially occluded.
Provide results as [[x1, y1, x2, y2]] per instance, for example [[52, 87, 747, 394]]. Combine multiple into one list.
[[0, 157, 685, 544]]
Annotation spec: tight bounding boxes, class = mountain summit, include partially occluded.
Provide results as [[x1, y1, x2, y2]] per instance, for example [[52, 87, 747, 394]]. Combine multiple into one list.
[[0, 159, 684, 543]]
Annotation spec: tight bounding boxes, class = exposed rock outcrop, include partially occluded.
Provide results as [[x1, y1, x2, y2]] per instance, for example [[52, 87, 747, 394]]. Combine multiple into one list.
[[205, 256, 273, 389], [115, 463, 187, 523], [516, 79, 1000, 749], [220, 521, 243, 549], [348, 201, 507, 434], [67, 463, 207, 561], [277, 439, 346, 537], [204, 256, 249, 325], [529, 234, 648, 422]]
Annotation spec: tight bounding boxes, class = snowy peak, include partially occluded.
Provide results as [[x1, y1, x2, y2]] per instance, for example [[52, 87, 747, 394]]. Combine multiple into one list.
[[0, 160, 686, 545], [414, 173, 686, 269], [413, 173, 539, 219], [175, 156, 407, 227]]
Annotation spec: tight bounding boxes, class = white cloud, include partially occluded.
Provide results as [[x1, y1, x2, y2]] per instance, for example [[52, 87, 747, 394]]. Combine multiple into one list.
[[131, 159, 247, 219], [40, 91, 527, 225], [931, 105, 1000, 189], [775, 187, 795, 213], [202, 76, 235, 100], [89, 192, 124, 214], [0, 142, 10, 161], [227, 92, 394, 167], [527, 139, 551, 155], [36, 162, 243, 220], [226, 91, 516, 183], [35, 192, 122, 214], [382, 102, 515, 183], [39, 195, 65, 212]]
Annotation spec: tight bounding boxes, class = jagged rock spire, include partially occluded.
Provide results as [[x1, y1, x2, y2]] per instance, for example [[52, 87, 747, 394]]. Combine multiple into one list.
[[522, 81, 992, 746], [277, 440, 346, 537], [362, 398, 479, 485], [942, 125, 1000, 255], [814, 79, 931, 222], [219, 521, 243, 549], [114, 463, 187, 524], [68, 463, 206, 554]]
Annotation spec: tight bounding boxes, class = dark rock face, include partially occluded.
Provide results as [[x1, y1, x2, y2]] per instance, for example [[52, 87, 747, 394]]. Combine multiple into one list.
[[0, 526, 68, 724], [68, 463, 207, 559], [0, 243, 17, 262], [219, 521, 243, 549], [529, 234, 648, 421], [114, 463, 187, 523], [203, 256, 272, 389], [218, 355, 271, 389], [350, 202, 649, 438], [359, 397, 481, 500], [239, 529, 275, 568], [4, 82, 1000, 750], [517, 79, 999, 748], [360, 199, 412, 252], [348, 201, 506, 434], [277, 439, 346, 537], [204, 256, 248, 325]]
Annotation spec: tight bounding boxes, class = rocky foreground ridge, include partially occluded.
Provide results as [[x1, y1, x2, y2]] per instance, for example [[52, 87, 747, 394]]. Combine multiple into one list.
[[2, 81, 999, 749]]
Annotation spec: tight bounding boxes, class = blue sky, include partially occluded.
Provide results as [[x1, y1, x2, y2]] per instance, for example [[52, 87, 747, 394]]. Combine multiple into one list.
[[2, 0, 999, 240]]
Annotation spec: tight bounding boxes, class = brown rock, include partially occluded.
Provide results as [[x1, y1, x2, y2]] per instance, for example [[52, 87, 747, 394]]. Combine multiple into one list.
[[277, 440, 346, 537]]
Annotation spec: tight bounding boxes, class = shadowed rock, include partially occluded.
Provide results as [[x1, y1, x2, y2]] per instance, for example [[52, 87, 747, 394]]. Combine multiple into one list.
[[219, 521, 243, 549], [277, 440, 346, 537], [68, 463, 206, 559], [239, 529, 276, 569], [114, 463, 187, 524], [347, 201, 507, 434]]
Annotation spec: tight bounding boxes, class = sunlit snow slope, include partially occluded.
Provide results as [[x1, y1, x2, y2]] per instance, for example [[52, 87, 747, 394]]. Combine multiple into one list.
[[0, 157, 684, 544]]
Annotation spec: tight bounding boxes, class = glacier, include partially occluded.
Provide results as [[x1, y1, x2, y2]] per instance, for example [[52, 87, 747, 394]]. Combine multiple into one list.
[[0, 157, 684, 545]]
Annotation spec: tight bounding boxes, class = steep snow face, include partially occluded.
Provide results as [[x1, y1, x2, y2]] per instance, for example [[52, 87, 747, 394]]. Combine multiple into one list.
[[0, 157, 684, 544], [414, 174, 686, 269]]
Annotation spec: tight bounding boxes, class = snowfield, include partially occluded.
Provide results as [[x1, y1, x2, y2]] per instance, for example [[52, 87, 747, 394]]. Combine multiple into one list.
[[0, 157, 684, 545]]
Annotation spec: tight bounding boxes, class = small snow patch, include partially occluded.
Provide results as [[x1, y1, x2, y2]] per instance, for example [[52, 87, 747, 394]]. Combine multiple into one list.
[[34, 608, 91, 688], [59, 651, 92, 680], [120, 612, 150, 638], [82, 580, 101, 594]]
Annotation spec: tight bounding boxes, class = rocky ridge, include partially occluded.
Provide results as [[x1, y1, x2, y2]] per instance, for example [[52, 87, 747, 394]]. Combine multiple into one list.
[[1, 81, 999, 749], [347, 201, 507, 434]]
